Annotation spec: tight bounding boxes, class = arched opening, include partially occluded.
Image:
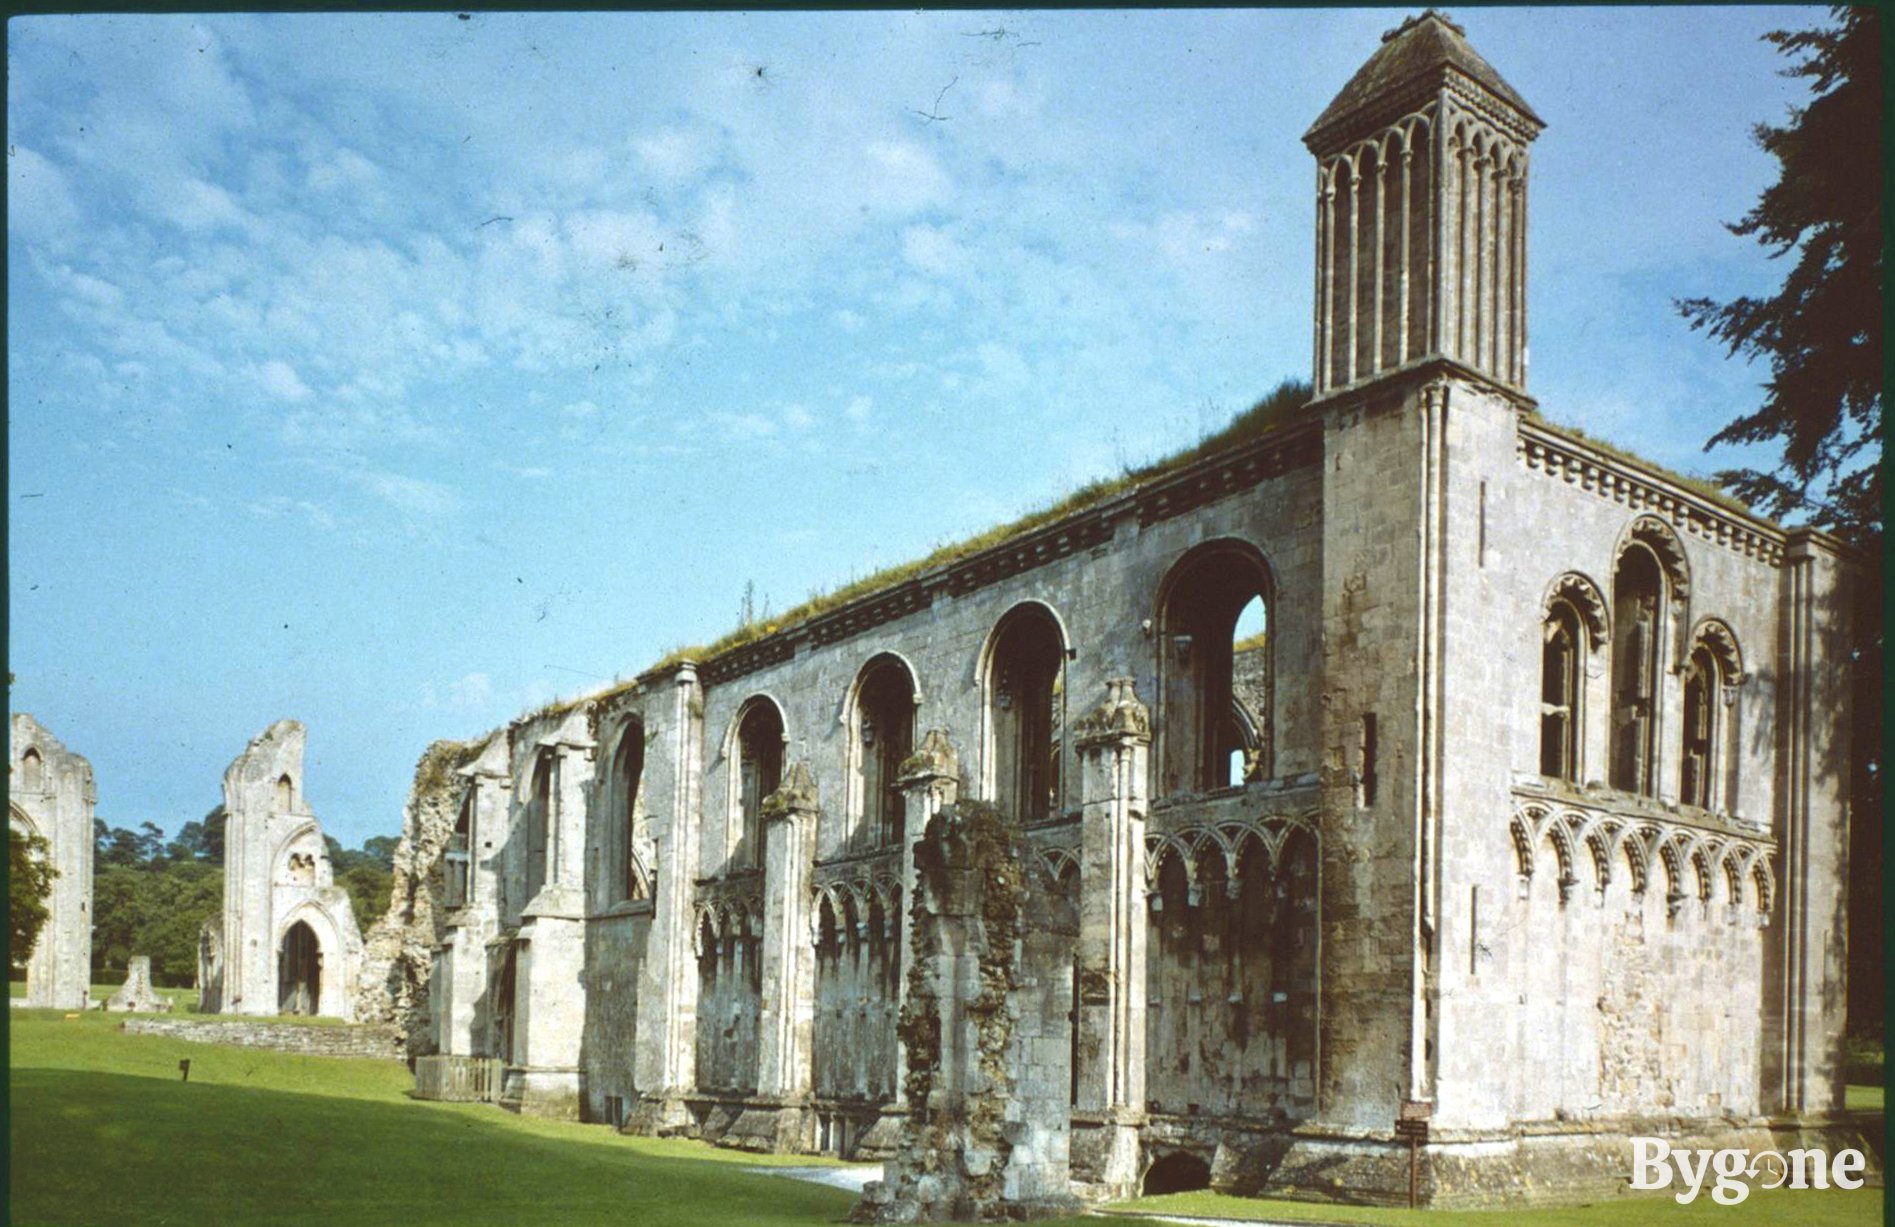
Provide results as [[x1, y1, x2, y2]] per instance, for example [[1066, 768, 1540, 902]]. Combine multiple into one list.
[[1143, 1150, 1212, 1196], [853, 657, 916, 851], [494, 944, 518, 1064], [1609, 544, 1664, 796], [733, 701, 784, 871], [275, 774, 294, 813], [525, 753, 553, 898], [1158, 543, 1273, 796], [445, 792, 473, 910], [19, 749, 43, 792], [614, 724, 646, 902], [1540, 599, 1583, 781], [277, 921, 322, 1016], [1681, 645, 1719, 810], [986, 606, 1064, 822]]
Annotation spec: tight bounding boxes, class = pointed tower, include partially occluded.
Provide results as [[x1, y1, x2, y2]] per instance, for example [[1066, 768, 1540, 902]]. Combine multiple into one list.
[[1304, 10, 1542, 399]]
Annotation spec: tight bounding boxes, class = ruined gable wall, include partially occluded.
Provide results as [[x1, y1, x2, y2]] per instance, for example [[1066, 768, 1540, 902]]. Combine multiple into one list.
[[9, 714, 96, 1010], [356, 738, 486, 1052]]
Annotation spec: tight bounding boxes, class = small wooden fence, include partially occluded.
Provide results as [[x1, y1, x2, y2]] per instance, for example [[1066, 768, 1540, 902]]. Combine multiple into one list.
[[412, 1054, 505, 1102]]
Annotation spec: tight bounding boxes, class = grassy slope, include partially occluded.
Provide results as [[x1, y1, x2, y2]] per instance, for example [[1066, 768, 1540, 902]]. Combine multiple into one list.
[[9, 1008, 1884, 1226]]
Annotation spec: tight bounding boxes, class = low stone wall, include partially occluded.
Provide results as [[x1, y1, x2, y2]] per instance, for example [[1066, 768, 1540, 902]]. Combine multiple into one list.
[[120, 1017, 405, 1061]]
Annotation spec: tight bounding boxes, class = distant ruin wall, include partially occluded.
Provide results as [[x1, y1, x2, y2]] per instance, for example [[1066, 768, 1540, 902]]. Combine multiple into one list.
[[354, 738, 483, 1053], [122, 1018, 404, 1061]]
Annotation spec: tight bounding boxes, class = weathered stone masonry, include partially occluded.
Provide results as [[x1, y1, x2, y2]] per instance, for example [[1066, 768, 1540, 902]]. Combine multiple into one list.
[[398, 11, 1864, 1212], [9, 714, 96, 1011]]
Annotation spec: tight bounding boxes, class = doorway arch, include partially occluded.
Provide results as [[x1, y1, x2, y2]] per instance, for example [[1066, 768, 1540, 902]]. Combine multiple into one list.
[[278, 920, 322, 1015]]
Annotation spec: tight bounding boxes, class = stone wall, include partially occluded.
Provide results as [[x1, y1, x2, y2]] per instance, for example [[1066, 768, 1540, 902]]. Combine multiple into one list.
[[9, 714, 96, 1012], [122, 1017, 404, 1061], [356, 738, 486, 1054]]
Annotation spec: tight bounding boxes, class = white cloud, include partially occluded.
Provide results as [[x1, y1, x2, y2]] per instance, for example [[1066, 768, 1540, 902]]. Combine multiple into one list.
[[859, 140, 950, 214], [254, 359, 311, 401], [901, 224, 967, 277], [635, 127, 714, 183], [845, 395, 873, 423], [561, 399, 600, 419], [7, 145, 82, 243], [782, 403, 815, 430], [352, 469, 462, 518]]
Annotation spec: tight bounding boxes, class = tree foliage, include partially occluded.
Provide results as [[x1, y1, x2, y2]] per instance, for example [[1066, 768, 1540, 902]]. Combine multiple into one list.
[[10, 827, 57, 970], [88, 821, 394, 987], [1677, 5, 1882, 541], [1679, 5, 1883, 1036]]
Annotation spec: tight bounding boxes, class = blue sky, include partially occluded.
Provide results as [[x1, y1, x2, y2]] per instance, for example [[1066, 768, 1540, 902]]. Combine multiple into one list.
[[8, 8, 1818, 849]]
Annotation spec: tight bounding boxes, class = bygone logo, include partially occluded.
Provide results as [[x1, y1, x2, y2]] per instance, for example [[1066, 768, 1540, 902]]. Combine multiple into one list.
[[1630, 1137, 1870, 1205]]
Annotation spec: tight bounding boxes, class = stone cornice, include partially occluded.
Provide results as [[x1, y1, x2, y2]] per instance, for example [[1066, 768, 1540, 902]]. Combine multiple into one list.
[[1517, 420, 1788, 566]]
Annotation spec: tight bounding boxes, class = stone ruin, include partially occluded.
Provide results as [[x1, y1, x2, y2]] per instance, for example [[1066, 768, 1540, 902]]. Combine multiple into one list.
[[9, 713, 96, 1011], [103, 956, 172, 1013], [198, 720, 366, 1020]]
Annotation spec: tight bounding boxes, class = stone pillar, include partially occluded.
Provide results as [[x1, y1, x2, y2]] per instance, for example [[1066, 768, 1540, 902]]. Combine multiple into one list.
[[633, 662, 704, 1133], [854, 802, 1079, 1223], [1767, 531, 1853, 1117], [894, 730, 960, 1077], [1069, 678, 1151, 1199], [510, 730, 595, 1119], [752, 760, 821, 1149]]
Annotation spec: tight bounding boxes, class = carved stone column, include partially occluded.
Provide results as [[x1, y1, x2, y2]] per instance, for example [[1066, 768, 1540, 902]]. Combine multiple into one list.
[[750, 760, 821, 1149], [1070, 678, 1152, 1199]]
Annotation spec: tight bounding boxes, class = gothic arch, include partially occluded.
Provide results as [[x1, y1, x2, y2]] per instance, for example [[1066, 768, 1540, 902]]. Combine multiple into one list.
[[978, 600, 1071, 818]]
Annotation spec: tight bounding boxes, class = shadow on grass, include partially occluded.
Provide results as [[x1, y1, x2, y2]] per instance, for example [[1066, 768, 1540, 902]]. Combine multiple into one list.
[[11, 1070, 857, 1227]]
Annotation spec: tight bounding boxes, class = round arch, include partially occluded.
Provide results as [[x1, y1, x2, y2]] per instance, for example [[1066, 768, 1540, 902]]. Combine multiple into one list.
[[977, 600, 1072, 817]]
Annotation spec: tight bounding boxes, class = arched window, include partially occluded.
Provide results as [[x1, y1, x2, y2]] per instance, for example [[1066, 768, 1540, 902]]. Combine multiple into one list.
[[851, 657, 916, 850], [525, 753, 553, 898], [275, 774, 294, 813], [1157, 542, 1273, 795], [1680, 624, 1741, 812], [1609, 544, 1664, 796], [1680, 645, 1717, 809], [1540, 600, 1583, 781], [613, 724, 646, 902], [18, 749, 42, 792], [444, 792, 473, 910], [732, 700, 783, 871], [986, 605, 1065, 822]]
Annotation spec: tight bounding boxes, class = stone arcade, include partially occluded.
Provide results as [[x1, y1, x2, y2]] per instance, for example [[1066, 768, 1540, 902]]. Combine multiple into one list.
[[9, 713, 96, 1011], [401, 12, 1862, 1211], [199, 720, 366, 1020]]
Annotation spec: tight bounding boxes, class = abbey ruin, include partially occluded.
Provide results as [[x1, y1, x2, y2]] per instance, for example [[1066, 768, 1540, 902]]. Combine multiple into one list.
[[199, 720, 366, 1021], [382, 12, 1862, 1211], [9, 713, 97, 1011]]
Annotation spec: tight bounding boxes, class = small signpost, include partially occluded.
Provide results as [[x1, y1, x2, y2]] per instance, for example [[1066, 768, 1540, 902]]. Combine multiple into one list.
[[178, 1059, 191, 1082], [1396, 1100, 1432, 1208]]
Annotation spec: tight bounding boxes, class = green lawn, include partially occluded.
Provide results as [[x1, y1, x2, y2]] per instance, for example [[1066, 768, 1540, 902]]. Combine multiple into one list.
[[8, 1007, 1885, 1226], [1116, 1186, 1880, 1226]]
